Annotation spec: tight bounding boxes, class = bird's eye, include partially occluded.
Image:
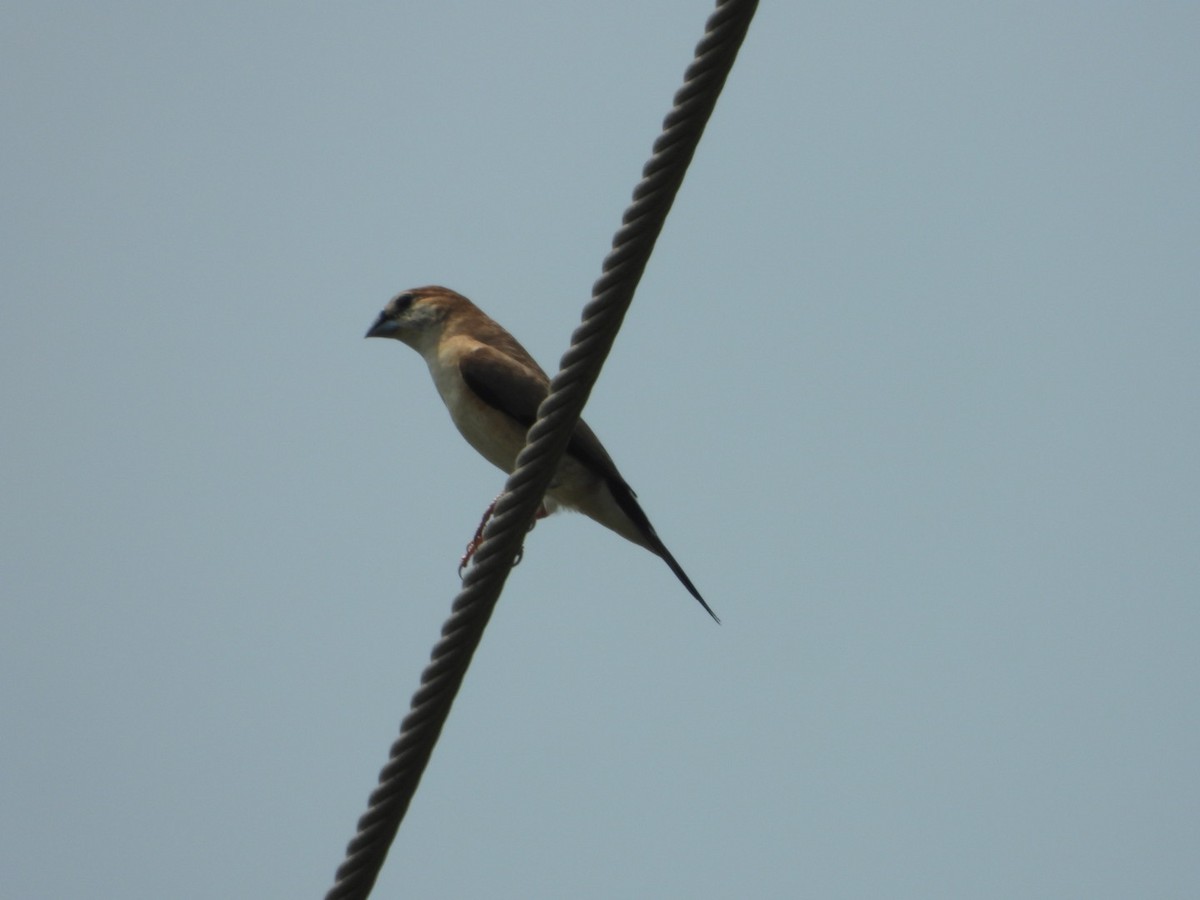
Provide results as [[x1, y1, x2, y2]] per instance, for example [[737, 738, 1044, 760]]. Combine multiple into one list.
[[391, 292, 416, 314]]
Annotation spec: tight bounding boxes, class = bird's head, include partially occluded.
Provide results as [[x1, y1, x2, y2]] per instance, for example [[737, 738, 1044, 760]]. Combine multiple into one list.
[[365, 286, 468, 354], [367, 285, 544, 376]]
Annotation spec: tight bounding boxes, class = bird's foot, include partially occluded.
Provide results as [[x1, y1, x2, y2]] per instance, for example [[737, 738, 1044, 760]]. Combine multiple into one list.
[[457, 499, 549, 578], [458, 496, 499, 577]]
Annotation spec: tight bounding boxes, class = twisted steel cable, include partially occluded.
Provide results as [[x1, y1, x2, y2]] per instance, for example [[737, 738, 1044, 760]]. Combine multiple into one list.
[[325, 2, 757, 897]]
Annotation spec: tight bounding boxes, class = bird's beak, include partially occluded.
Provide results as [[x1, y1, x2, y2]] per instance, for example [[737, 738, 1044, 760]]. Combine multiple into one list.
[[365, 311, 396, 339]]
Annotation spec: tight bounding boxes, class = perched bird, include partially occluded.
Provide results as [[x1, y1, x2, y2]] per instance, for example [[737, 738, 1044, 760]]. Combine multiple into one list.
[[366, 285, 718, 622]]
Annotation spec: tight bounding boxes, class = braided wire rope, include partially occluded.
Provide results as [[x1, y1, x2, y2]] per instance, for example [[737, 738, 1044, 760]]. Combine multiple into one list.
[[324, 2, 757, 897]]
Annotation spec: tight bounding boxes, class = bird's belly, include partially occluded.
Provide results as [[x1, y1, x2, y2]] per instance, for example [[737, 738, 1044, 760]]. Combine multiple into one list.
[[450, 403, 601, 504], [425, 363, 521, 472], [452, 403, 527, 473]]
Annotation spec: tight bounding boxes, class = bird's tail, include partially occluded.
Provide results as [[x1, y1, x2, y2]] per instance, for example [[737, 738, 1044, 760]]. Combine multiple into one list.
[[603, 476, 720, 623]]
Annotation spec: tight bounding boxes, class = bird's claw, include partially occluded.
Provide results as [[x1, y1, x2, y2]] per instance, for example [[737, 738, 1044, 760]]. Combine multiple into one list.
[[457, 540, 479, 578], [458, 538, 525, 579], [457, 499, 549, 580]]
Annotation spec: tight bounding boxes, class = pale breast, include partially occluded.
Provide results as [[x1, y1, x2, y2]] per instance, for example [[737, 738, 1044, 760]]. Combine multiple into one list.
[[426, 354, 527, 474]]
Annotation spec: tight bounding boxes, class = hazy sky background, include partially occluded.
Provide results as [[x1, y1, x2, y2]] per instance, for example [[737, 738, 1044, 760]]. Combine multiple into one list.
[[3, 3, 1198, 898]]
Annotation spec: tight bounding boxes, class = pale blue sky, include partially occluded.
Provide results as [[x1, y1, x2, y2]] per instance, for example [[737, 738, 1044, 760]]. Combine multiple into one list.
[[3, 3, 1198, 898]]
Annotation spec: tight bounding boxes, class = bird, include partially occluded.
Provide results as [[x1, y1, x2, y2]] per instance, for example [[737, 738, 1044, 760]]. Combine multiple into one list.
[[366, 285, 719, 623]]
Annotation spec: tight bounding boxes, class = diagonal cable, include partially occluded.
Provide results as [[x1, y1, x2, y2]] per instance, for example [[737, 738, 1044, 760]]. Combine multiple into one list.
[[324, 2, 757, 897]]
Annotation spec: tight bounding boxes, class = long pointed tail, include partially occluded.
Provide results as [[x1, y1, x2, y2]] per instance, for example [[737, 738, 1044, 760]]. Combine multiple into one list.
[[603, 476, 720, 623], [654, 539, 721, 624]]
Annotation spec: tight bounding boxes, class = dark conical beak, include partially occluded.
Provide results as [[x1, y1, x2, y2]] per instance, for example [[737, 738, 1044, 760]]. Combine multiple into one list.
[[365, 311, 395, 339]]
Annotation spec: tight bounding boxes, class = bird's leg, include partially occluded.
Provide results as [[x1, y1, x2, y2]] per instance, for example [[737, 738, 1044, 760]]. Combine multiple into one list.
[[459, 495, 499, 576], [458, 499, 551, 577]]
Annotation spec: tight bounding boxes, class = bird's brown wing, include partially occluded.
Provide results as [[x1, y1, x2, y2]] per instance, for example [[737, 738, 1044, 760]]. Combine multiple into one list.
[[458, 345, 626, 486]]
